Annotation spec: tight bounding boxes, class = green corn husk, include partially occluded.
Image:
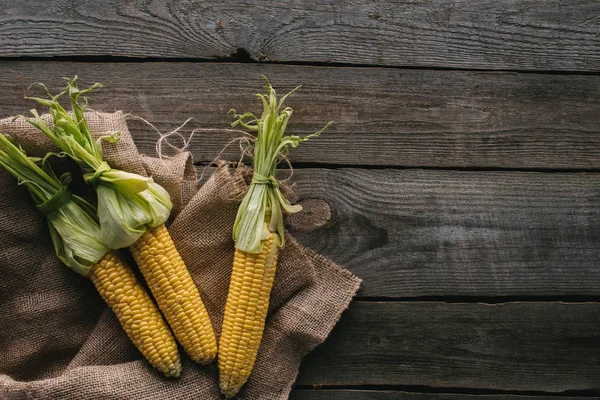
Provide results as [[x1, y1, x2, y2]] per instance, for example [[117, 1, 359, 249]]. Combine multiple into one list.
[[0, 134, 108, 276], [24, 77, 172, 249], [232, 76, 331, 253]]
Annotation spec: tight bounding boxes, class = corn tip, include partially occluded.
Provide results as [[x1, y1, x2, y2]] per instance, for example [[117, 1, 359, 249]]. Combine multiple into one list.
[[220, 382, 242, 398], [166, 359, 182, 378], [190, 350, 217, 365]]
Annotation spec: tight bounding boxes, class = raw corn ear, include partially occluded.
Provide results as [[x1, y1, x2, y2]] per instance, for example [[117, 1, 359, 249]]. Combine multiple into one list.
[[130, 224, 217, 363], [89, 251, 181, 377], [219, 77, 330, 397], [219, 233, 278, 397]]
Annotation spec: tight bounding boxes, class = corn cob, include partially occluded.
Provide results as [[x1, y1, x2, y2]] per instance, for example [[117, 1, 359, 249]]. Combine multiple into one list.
[[89, 251, 181, 377], [219, 233, 278, 396], [130, 224, 217, 364], [218, 77, 330, 397]]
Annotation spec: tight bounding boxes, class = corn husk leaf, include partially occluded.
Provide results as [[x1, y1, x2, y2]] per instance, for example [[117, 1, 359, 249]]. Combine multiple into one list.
[[24, 77, 173, 249], [232, 76, 332, 253], [0, 134, 108, 276]]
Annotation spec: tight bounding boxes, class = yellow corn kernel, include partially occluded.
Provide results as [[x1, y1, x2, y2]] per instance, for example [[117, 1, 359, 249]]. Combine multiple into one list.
[[130, 224, 217, 364], [88, 251, 181, 377], [219, 233, 278, 398]]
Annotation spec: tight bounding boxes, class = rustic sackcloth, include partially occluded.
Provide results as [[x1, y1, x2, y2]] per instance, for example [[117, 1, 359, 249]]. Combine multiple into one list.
[[0, 111, 361, 399]]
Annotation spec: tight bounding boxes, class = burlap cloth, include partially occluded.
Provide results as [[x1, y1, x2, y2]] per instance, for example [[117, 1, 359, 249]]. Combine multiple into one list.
[[0, 112, 360, 399]]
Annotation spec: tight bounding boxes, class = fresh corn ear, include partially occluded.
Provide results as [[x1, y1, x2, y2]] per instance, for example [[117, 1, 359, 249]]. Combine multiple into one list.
[[218, 77, 331, 397], [130, 224, 217, 363], [90, 251, 181, 377], [24, 77, 217, 364], [0, 135, 180, 377], [219, 233, 278, 397]]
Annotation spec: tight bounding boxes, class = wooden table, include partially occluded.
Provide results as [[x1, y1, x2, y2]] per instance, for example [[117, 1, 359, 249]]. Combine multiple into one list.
[[1, 1, 600, 398]]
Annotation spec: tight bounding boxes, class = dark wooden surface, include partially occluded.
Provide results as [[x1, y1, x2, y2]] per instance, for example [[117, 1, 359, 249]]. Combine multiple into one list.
[[287, 169, 600, 298], [296, 302, 600, 391], [1, 1, 600, 399], [2, 1, 600, 71]]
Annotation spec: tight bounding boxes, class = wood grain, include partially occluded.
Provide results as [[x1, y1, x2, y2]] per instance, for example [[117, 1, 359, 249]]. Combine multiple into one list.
[[194, 165, 600, 298], [284, 168, 600, 298], [2, 1, 600, 71], [2, 61, 600, 169], [290, 390, 600, 400], [295, 302, 600, 391]]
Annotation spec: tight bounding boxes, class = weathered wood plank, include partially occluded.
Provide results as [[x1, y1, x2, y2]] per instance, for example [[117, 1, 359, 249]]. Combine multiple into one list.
[[2, 1, 600, 71], [295, 302, 600, 391], [194, 165, 600, 298], [290, 390, 600, 400], [283, 168, 600, 298], [2, 61, 600, 169]]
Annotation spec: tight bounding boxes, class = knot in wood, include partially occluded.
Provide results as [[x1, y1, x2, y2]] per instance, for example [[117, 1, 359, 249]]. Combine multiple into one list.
[[286, 199, 332, 232]]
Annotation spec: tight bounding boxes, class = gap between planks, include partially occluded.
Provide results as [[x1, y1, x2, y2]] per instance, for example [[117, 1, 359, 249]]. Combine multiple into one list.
[[289, 388, 600, 399], [4, 55, 600, 77]]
